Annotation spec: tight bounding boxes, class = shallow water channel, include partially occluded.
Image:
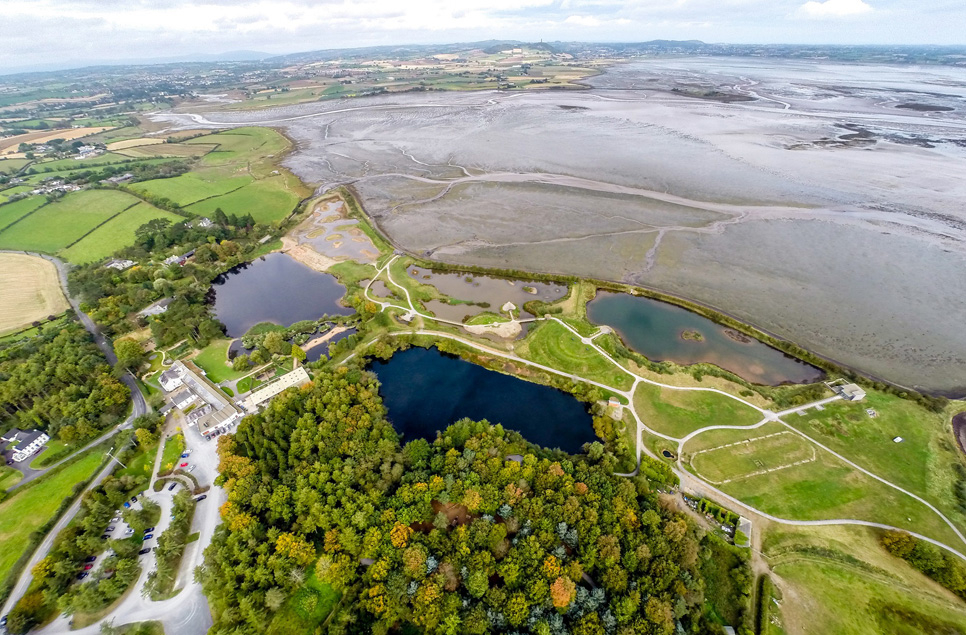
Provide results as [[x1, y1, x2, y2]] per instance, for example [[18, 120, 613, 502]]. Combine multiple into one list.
[[210, 252, 354, 337], [587, 291, 823, 385], [371, 347, 595, 453]]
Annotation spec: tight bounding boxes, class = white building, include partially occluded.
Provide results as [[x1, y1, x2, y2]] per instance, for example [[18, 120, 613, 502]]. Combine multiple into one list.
[[2, 429, 51, 463], [840, 383, 867, 402], [159, 365, 186, 392], [242, 367, 311, 412]]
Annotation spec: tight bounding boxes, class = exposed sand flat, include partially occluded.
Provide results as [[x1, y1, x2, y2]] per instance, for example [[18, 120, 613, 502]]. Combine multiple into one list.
[[151, 57, 966, 395]]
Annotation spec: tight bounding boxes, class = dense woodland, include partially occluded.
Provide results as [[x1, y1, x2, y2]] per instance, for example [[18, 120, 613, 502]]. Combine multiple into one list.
[[201, 365, 743, 635], [68, 213, 271, 344], [0, 321, 129, 443]]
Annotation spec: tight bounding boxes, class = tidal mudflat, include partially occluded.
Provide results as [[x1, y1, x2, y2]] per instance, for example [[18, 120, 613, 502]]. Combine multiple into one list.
[[154, 57, 966, 395]]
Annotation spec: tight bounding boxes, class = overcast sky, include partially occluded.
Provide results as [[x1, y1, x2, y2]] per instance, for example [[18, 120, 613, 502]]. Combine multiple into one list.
[[3, 0, 964, 72]]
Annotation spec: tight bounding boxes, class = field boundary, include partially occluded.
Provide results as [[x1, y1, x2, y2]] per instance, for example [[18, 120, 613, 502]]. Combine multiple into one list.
[[60, 200, 140, 250], [0, 200, 51, 234], [690, 432, 819, 485]]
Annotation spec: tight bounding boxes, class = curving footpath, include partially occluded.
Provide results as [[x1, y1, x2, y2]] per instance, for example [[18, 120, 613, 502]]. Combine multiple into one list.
[[364, 255, 966, 562]]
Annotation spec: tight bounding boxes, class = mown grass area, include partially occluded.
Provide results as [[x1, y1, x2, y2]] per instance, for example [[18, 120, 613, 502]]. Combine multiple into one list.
[[192, 339, 248, 383], [0, 196, 47, 231], [516, 320, 633, 391], [30, 438, 70, 468], [783, 391, 963, 511], [269, 570, 341, 634], [158, 434, 185, 475], [0, 465, 22, 491], [633, 381, 763, 439], [131, 173, 252, 207], [236, 376, 263, 394], [684, 423, 965, 549], [764, 524, 966, 635], [0, 189, 138, 252], [691, 431, 815, 484], [0, 449, 104, 583], [465, 312, 509, 326], [116, 142, 217, 159], [0, 158, 31, 174], [59, 202, 185, 264]]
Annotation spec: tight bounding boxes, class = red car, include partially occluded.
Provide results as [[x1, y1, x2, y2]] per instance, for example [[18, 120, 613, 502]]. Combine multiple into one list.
[[83, 564, 93, 571], [179, 462, 188, 468]]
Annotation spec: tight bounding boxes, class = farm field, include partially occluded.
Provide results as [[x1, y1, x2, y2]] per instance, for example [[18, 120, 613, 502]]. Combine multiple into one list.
[[132, 173, 252, 206], [59, 202, 184, 263], [0, 126, 112, 155], [186, 177, 301, 224], [0, 449, 104, 584], [633, 381, 763, 438], [0, 253, 69, 335], [764, 525, 966, 635], [683, 423, 965, 549], [0, 158, 31, 174], [106, 138, 165, 151], [0, 189, 137, 252], [184, 128, 289, 166], [0, 185, 32, 203], [115, 142, 216, 159], [0, 196, 47, 231], [517, 320, 634, 391]]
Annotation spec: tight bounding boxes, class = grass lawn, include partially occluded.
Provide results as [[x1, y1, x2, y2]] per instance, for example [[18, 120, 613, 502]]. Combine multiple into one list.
[[685, 423, 965, 549], [158, 434, 185, 475], [185, 128, 290, 166], [192, 339, 249, 383], [0, 449, 104, 582], [782, 391, 962, 511], [764, 525, 966, 635], [30, 438, 70, 468], [269, 570, 341, 634], [131, 173, 253, 207], [0, 196, 47, 231], [186, 176, 301, 224], [0, 465, 22, 491], [0, 185, 32, 203], [465, 312, 510, 326], [116, 142, 217, 159], [517, 320, 634, 391], [0, 158, 31, 174], [59, 202, 184, 263], [0, 189, 138, 252], [634, 381, 763, 439], [691, 431, 815, 484], [116, 441, 158, 482], [236, 376, 263, 394]]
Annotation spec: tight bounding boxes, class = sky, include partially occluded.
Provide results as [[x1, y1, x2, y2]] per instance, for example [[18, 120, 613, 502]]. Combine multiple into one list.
[[2, 0, 964, 72]]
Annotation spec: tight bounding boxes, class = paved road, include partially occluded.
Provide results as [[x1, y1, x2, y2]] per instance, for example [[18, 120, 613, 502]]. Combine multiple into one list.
[[3, 251, 149, 491]]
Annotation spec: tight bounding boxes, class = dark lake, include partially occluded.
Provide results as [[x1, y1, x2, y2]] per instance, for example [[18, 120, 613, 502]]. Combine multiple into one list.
[[587, 291, 823, 385], [211, 253, 354, 337], [371, 347, 596, 453]]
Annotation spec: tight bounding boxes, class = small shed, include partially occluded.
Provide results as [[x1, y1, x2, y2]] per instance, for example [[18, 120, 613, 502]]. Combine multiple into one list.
[[840, 383, 866, 401]]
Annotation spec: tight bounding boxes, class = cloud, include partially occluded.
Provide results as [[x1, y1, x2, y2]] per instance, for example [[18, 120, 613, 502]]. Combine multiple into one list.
[[798, 0, 873, 18]]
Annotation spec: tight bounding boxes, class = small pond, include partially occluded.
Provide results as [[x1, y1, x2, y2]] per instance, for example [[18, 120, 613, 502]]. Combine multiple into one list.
[[211, 252, 354, 337], [587, 291, 823, 385], [408, 268, 567, 322], [371, 347, 595, 453]]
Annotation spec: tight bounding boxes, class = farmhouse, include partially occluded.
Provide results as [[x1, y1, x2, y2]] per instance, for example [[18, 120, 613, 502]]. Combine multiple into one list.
[[242, 366, 311, 412], [138, 297, 173, 318], [0, 428, 50, 463], [104, 259, 135, 271]]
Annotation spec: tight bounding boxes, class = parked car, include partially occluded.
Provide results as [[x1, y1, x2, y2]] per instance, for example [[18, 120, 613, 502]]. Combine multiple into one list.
[[143, 534, 154, 540], [123, 502, 131, 508], [124, 528, 134, 535], [195, 494, 207, 502], [101, 535, 110, 540], [77, 572, 89, 580], [138, 548, 151, 555], [84, 556, 96, 563], [106, 526, 115, 532], [179, 462, 188, 468], [186, 465, 195, 472], [144, 526, 155, 533], [130, 496, 137, 503], [83, 564, 93, 571], [180, 451, 191, 458], [167, 483, 178, 491], [110, 516, 120, 522]]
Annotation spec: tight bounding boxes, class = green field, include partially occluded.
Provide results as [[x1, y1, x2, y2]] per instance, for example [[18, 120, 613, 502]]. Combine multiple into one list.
[[0, 158, 31, 175], [764, 525, 966, 635], [0, 185, 32, 203], [0, 196, 47, 231], [783, 392, 961, 508], [0, 466, 22, 491], [59, 203, 184, 263], [691, 431, 815, 484], [158, 434, 185, 475], [192, 339, 249, 383], [132, 173, 253, 207], [116, 143, 216, 159], [684, 423, 965, 549], [0, 189, 137, 252], [518, 320, 634, 391], [634, 381, 763, 438], [185, 128, 290, 166], [0, 450, 104, 583], [186, 177, 301, 224]]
